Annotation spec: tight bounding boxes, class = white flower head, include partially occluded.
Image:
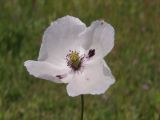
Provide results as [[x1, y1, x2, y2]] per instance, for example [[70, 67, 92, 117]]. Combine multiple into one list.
[[24, 15, 115, 97]]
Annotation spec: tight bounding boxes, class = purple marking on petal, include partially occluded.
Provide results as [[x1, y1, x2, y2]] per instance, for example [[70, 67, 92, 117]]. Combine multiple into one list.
[[88, 49, 95, 58], [56, 75, 64, 79], [101, 21, 104, 25]]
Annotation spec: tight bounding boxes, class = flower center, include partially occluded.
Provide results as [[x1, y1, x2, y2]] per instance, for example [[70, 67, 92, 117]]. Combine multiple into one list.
[[66, 50, 83, 71], [66, 49, 95, 71]]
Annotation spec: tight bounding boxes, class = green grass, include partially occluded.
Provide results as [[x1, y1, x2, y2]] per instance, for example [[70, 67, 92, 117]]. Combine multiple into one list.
[[0, 0, 160, 119]]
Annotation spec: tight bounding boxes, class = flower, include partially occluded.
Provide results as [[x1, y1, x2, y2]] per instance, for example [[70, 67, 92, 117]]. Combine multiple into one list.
[[24, 15, 115, 97]]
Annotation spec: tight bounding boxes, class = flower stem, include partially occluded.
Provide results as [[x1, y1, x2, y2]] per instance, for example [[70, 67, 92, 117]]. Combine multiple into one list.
[[81, 95, 84, 120]]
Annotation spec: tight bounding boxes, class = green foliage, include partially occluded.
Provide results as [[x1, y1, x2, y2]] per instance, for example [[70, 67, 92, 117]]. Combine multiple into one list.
[[0, 0, 159, 119]]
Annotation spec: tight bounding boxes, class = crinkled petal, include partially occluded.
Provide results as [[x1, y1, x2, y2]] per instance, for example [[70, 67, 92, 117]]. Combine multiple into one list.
[[24, 60, 71, 83], [66, 59, 115, 97], [38, 15, 86, 65], [80, 20, 115, 58]]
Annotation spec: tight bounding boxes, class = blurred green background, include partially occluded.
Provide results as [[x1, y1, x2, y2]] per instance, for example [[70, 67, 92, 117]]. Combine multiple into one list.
[[0, 0, 160, 120]]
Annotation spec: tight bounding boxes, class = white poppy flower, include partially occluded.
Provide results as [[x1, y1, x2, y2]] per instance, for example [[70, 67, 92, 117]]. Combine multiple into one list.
[[24, 15, 115, 97]]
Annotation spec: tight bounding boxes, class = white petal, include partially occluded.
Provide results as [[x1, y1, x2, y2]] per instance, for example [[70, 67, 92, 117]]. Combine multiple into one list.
[[24, 60, 71, 83], [80, 20, 115, 57], [66, 59, 115, 97], [38, 15, 86, 65]]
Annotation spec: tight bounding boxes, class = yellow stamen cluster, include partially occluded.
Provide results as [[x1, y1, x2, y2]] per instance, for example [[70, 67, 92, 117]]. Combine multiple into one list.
[[69, 51, 79, 62], [67, 51, 82, 70]]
